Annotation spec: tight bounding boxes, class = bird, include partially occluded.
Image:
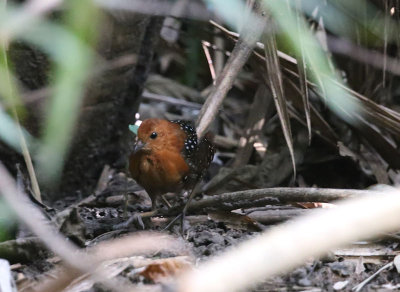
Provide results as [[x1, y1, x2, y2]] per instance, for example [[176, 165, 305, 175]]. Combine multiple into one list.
[[129, 118, 215, 216]]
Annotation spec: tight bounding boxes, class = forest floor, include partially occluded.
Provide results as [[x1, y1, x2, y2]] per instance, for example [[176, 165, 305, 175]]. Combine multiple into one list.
[[5, 166, 400, 292]]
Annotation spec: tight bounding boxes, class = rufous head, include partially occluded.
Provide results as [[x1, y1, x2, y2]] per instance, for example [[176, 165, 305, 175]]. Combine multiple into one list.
[[133, 118, 187, 153]]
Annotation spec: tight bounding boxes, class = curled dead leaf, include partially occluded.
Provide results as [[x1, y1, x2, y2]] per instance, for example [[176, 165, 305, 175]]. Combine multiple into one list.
[[297, 202, 336, 209], [208, 211, 264, 231], [140, 256, 193, 283]]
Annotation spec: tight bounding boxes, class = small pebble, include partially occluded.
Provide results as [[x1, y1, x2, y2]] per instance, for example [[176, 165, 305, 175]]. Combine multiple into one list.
[[333, 280, 349, 290]]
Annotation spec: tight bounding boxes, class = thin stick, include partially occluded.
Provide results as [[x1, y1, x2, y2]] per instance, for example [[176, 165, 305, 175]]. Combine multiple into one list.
[[352, 262, 393, 292], [142, 91, 202, 109], [161, 194, 172, 208], [196, 4, 267, 138], [184, 187, 370, 213], [202, 40, 216, 83], [158, 187, 370, 218]]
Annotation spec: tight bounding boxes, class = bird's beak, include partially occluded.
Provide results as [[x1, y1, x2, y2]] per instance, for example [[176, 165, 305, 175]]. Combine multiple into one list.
[[133, 140, 146, 153]]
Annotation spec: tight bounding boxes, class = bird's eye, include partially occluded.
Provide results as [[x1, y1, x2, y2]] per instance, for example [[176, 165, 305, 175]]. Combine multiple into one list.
[[150, 132, 158, 139]]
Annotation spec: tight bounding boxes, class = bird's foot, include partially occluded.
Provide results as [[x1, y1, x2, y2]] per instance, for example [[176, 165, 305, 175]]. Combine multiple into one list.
[[113, 209, 158, 230], [162, 209, 190, 237]]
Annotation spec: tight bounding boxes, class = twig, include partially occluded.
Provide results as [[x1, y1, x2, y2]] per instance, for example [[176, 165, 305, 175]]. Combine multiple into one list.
[[142, 91, 202, 109], [183, 187, 371, 213], [177, 188, 400, 292], [213, 27, 225, 76], [201, 39, 231, 58], [202, 40, 216, 83], [210, 20, 296, 64], [196, 4, 267, 138], [248, 209, 306, 224], [352, 262, 393, 292]]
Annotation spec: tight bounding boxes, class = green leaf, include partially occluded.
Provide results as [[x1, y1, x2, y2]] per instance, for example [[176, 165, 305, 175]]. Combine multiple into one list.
[[129, 124, 139, 135]]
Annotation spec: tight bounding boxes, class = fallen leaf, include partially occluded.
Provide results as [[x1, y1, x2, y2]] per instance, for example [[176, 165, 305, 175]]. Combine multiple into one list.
[[209, 211, 264, 231], [140, 256, 192, 283], [296, 202, 336, 209]]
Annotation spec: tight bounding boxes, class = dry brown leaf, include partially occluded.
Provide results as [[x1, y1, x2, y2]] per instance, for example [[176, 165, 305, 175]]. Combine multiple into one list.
[[297, 202, 336, 209], [140, 256, 193, 283], [208, 211, 263, 231]]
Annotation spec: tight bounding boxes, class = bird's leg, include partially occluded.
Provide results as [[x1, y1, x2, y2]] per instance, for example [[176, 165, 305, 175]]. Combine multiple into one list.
[[163, 184, 201, 234], [161, 195, 172, 208], [180, 184, 201, 235], [114, 197, 158, 230]]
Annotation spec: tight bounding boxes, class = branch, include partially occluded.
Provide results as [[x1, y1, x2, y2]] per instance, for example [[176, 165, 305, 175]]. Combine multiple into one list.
[[186, 187, 370, 212], [196, 3, 267, 138]]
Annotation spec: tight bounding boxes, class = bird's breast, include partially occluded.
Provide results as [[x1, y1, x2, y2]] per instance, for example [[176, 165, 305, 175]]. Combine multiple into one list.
[[129, 149, 190, 195]]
